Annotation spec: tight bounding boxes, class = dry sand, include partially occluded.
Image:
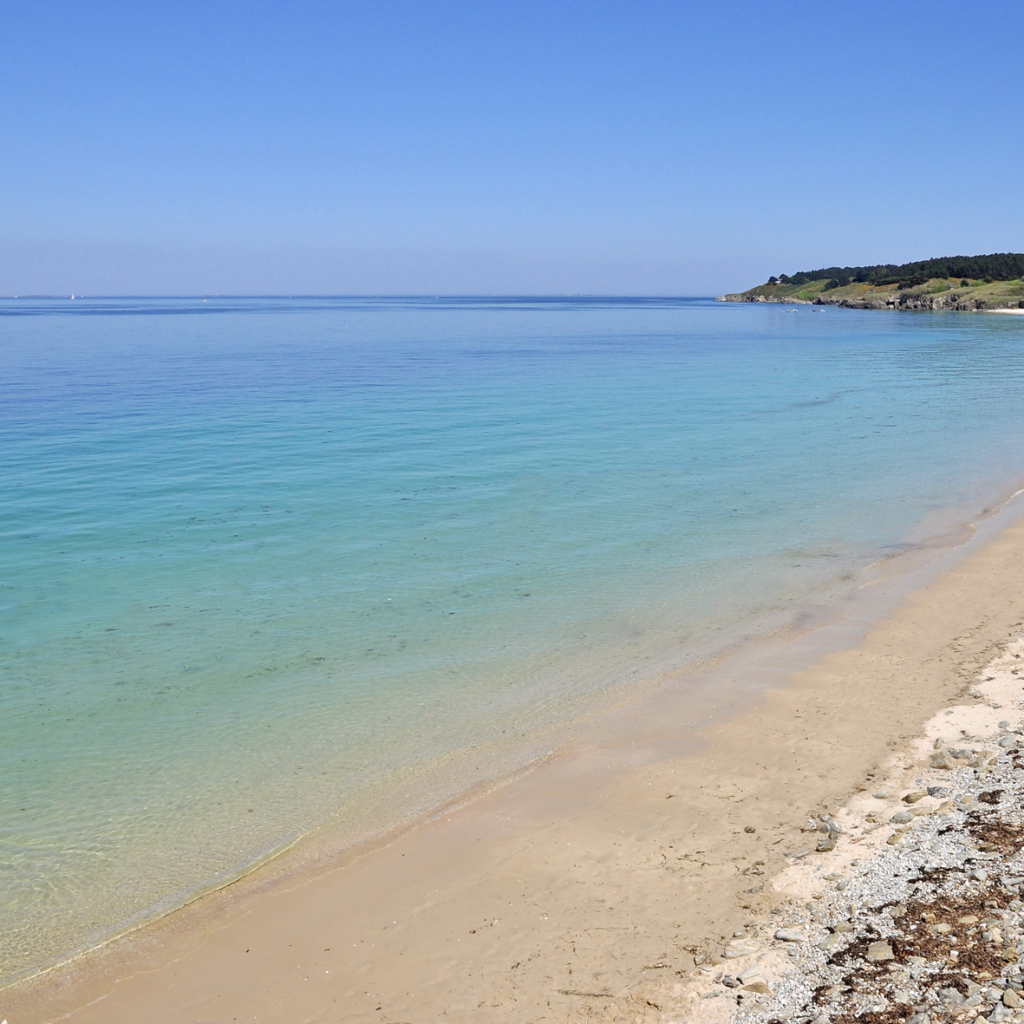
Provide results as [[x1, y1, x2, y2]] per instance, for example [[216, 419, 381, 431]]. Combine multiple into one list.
[[8, 507, 1024, 1024]]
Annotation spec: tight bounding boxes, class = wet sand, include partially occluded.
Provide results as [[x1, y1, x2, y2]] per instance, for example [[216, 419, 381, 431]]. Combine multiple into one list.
[[8, 503, 1024, 1024]]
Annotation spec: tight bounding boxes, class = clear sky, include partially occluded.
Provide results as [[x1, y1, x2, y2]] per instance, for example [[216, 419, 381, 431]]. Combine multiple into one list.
[[2, 1, 1022, 296]]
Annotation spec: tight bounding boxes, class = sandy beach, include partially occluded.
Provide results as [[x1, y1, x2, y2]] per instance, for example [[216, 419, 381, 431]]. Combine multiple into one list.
[[8, 501, 1024, 1024]]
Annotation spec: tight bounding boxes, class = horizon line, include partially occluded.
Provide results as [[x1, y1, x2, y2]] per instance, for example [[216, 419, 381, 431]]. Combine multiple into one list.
[[0, 293, 716, 301]]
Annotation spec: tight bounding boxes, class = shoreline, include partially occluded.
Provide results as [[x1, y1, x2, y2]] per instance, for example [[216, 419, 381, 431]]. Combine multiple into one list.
[[9, 492, 1024, 1022], [1, 484, 1003, 996], [717, 296, 1024, 314]]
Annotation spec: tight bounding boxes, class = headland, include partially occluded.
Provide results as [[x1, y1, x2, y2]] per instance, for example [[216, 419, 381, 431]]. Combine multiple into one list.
[[721, 254, 1024, 312]]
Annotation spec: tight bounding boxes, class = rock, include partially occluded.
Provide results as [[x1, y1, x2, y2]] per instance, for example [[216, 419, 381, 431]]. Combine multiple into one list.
[[1004, 990, 1023, 1009], [903, 791, 928, 804], [972, 869, 991, 882], [721, 975, 740, 987], [744, 825, 756, 833], [890, 811, 914, 824], [743, 981, 772, 995], [834, 921, 855, 933], [906, 1015, 930, 1024], [818, 932, 845, 952], [930, 751, 954, 769], [817, 837, 837, 853], [989, 1003, 1008, 1023], [866, 941, 895, 962], [774, 928, 805, 942], [723, 942, 758, 958], [872, 790, 893, 799], [928, 786, 952, 798], [998, 736, 1017, 748], [887, 831, 906, 845], [737, 965, 760, 982], [940, 987, 966, 1005]]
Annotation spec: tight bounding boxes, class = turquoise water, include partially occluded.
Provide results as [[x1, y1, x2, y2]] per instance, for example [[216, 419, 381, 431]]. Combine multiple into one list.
[[3, 297, 1024, 983]]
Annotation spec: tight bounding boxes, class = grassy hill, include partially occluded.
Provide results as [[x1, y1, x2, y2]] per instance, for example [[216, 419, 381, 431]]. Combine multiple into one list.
[[722, 253, 1024, 311]]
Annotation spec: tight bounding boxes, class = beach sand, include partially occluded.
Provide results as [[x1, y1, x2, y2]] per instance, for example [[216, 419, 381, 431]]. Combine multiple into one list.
[[8, 507, 1024, 1024]]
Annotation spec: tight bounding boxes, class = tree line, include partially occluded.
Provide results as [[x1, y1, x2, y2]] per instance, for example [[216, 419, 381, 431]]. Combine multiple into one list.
[[768, 253, 1024, 290]]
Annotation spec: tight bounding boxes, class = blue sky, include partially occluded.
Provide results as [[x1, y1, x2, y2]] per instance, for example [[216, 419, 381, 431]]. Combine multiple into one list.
[[2, 1, 1022, 295]]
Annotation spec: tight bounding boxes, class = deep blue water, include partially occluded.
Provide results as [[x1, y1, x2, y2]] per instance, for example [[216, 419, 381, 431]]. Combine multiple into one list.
[[3, 296, 1024, 983]]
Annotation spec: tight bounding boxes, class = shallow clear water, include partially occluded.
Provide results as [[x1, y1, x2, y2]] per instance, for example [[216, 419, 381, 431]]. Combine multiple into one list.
[[3, 296, 1024, 983]]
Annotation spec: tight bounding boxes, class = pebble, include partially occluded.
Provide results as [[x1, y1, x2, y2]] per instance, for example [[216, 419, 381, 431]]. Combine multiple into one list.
[[866, 941, 895, 962], [722, 706, 1024, 1024], [723, 942, 758, 958]]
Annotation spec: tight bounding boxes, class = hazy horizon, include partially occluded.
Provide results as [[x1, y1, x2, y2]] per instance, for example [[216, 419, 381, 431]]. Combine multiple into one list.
[[3, 1, 1022, 296]]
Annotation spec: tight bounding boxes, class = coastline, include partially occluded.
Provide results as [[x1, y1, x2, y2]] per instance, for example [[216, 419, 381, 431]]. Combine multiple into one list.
[[6, 489, 1024, 1021], [717, 293, 1024, 313]]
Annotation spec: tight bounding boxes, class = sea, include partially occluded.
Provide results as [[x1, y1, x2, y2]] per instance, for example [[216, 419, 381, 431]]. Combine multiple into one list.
[[3, 296, 1024, 985]]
